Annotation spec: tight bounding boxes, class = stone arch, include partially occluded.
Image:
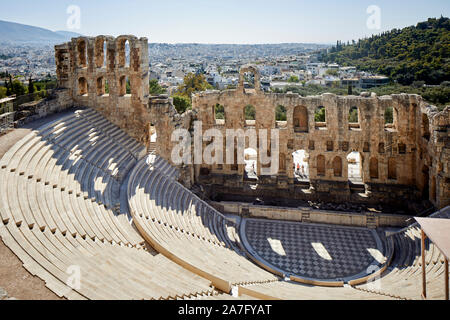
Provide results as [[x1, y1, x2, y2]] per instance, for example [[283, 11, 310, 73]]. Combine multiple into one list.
[[317, 155, 326, 177], [78, 77, 88, 96], [388, 157, 397, 180], [94, 37, 106, 68], [293, 106, 308, 132], [117, 36, 134, 68], [332, 156, 343, 177], [369, 157, 379, 179], [77, 39, 87, 68], [238, 65, 261, 93]]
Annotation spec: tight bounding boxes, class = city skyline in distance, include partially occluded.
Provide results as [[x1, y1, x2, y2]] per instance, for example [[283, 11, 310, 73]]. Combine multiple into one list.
[[0, 0, 449, 44]]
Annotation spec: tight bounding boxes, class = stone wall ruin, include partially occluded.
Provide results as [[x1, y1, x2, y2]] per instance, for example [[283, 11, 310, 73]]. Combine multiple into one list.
[[55, 38, 449, 210]]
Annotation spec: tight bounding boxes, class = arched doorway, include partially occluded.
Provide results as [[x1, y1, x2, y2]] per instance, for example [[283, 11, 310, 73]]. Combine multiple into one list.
[[347, 151, 362, 183], [244, 148, 258, 180], [293, 106, 308, 132], [292, 150, 310, 182]]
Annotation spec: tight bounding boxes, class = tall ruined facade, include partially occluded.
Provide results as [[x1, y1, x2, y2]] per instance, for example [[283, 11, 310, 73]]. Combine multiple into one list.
[[55, 39, 449, 210]]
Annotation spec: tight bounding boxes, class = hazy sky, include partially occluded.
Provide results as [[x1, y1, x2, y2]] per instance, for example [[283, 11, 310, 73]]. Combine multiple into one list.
[[1, 0, 449, 44]]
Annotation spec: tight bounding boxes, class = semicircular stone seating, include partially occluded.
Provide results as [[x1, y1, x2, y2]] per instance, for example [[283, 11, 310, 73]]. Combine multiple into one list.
[[127, 156, 280, 293], [352, 207, 450, 300], [1, 107, 448, 300], [0, 108, 219, 300]]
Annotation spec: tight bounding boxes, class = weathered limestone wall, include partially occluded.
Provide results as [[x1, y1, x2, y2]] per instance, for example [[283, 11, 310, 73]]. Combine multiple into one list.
[[14, 89, 73, 125], [192, 66, 449, 209], [212, 201, 411, 228], [54, 40, 449, 210], [56, 35, 150, 144]]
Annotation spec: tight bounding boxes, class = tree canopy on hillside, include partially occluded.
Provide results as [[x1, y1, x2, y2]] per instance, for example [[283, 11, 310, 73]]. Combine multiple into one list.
[[320, 17, 450, 85]]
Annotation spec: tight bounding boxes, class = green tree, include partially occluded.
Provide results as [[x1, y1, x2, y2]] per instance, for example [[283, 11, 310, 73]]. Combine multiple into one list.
[[349, 107, 359, 123], [0, 86, 7, 99], [320, 17, 450, 85], [177, 73, 213, 100], [315, 107, 326, 122], [172, 95, 192, 114], [8, 75, 13, 95], [326, 69, 338, 76], [244, 105, 256, 120], [385, 107, 394, 124], [275, 105, 287, 121], [214, 104, 225, 120], [12, 80, 26, 96], [149, 79, 166, 95], [288, 75, 300, 83], [28, 77, 35, 94]]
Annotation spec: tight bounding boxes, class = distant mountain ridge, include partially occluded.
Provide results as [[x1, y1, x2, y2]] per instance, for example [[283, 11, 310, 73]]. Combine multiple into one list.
[[0, 20, 83, 45]]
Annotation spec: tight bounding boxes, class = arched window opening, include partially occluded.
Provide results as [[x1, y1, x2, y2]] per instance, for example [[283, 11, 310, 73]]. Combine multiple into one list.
[[78, 77, 88, 96], [276, 105, 287, 128], [243, 72, 255, 90], [347, 152, 362, 183], [77, 40, 87, 68], [125, 40, 130, 68], [388, 157, 397, 180], [119, 76, 130, 96], [118, 39, 130, 68], [293, 106, 308, 132], [244, 148, 257, 180], [369, 157, 379, 179], [95, 39, 105, 69], [333, 156, 343, 177], [317, 155, 326, 177], [385, 106, 397, 131], [315, 106, 327, 130], [103, 41, 107, 68], [96, 77, 105, 96], [214, 104, 225, 125], [349, 106, 360, 130]]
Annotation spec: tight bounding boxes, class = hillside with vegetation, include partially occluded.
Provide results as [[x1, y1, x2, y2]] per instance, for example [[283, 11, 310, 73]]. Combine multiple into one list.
[[320, 17, 450, 86]]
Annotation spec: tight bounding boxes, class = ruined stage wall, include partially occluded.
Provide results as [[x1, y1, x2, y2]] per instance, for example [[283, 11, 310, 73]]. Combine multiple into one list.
[[55, 40, 449, 209]]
